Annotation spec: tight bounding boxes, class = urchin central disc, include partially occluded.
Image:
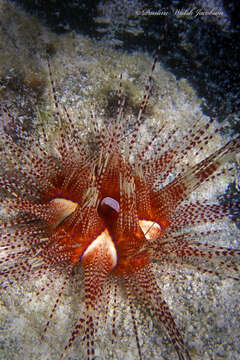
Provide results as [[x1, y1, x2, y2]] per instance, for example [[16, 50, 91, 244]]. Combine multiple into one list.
[[100, 197, 120, 213], [98, 196, 120, 222]]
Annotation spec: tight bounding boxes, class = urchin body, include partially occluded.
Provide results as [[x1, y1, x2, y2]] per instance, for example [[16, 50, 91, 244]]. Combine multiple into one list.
[[0, 51, 240, 360]]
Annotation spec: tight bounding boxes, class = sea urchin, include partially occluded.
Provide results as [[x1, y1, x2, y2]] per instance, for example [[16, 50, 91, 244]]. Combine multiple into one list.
[[0, 48, 240, 360]]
